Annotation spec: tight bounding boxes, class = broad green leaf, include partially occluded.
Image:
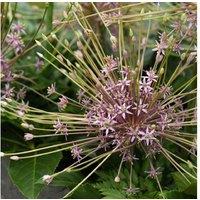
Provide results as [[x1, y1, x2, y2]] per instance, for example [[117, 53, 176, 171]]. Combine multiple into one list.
[[52, 171, 84, 187], [9, 152, 62, 198]]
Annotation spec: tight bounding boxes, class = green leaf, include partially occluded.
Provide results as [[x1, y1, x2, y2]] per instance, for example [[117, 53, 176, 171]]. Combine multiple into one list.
[[100, 188, 126, 199], [9, 152, 62, 198], [183, 182, 197, 195], [172, 172, 196, 192], [172, 173, 189, 191], [71, 184, 102, 199], [161, 190, 183, 199], [52, 171, 84, 188], [52, 172, 102, 198], [140, 177, 157, 192]]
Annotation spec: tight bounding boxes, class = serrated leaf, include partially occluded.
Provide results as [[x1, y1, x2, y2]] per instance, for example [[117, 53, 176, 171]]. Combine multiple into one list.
[[100, 188, 126, 199], [140, 177, 157, 192], [172, 172, 191, 192], [183, 182, 197, 196], [9, 152, 62, 198], [71, 184, 102, 199]]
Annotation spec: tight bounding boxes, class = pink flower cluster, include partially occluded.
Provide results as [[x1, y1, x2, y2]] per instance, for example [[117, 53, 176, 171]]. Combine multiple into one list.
[[77, 57, 185, 158]]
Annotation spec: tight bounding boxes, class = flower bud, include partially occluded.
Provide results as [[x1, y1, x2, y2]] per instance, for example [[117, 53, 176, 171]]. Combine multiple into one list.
[[156, 54, 163, 63], [52, 20, 61, 26], [66, 167, 71, 172], [129, 28, 133, 37], [181, 13, 187, 23], [123, 50, 128, 58], [114, 176, 120, 182], [60, 69, 67, 74], [181, 53, 186, 60], [5, 98, 12, 102], [137, 59, 140, 67], [36, 52, 44, 58], [21, 122, 29, 129], [24, 133, 34, 141], [74, 50, 83, 59], [131, 36, 135, 42], [0, 152, 5, 157], [159, 67, 164, 75], [84, 29, 93, 37], [35, 40, 42, 46], [42, 33, 48, 40], [28, 124, 34, 130], [132, 70, 136, 77], [187, 160, 194, 169], [18, 111, 25, 117], [63, 11, 68, 19], [66, 59, 72, 66], [75, 30, 83, 38], [75, 63, 80, 68], [1, 101, 8, 107], [186, 52, 197, 65], [163, 13, 170, 22], [140, 8, 145, 14], [110, 35, 117, 45], [77, 41, 83, 50], [151, 124, 156, 129], [51, 33, 57, 39], [56, 54, 63, 62], [141, 37, 147, 48], [10, 156, 20, 161], [42, 175, 53, 185], [64, 39, 69, 46]]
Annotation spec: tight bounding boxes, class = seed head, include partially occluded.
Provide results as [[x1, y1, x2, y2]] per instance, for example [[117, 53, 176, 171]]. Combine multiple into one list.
[[42, 175, 53, 185], [47, 83, 56, 96], [53, 118, 68, 135], [10, 156, 20, 161], [0, 152, 5, 157], [57, 95, 68, 110], [6, 33, 25, 54], [24, 133, 34, 141], [114, 176, 120, 182], [71, 145, 83, 161]]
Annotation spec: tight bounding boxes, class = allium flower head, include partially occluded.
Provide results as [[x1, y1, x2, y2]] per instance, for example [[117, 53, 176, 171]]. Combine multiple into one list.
[[47, 83, 56, 96], [6, 33, 25, 54], [71, 145, 83, 161], [35, 57, 44, 71], [16, 101, 29, 117], [42, 175, 53, 185], [2, 3, 196, 198], [1, 84, 15, 99], [145, 166, 162, 179], [11, 23, 26, 35], [53, 118, 68, 135], [57, 95, 68, 110], [24, 133, 34, 141], [0, 54, 13, 82], [125, 186, 140, 195], [85, 67, 186, 153], [102, 55, 118, 75]]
